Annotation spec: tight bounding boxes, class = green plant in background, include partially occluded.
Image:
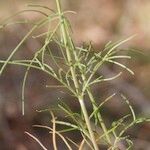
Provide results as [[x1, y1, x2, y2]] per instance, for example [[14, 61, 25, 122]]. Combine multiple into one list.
[[0, 0, 149, 149]]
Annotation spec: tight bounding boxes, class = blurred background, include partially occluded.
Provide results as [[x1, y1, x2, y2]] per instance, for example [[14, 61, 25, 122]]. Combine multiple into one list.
[[0, 0, 150, 149]]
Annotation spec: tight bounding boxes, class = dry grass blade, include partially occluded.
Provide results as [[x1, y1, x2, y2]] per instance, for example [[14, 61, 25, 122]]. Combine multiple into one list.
[[66, 137, 79, 149], [24, 132, 48, 150], [79, 139, 85, 150], [33, 125, 73, 150], [50, 111, 57, 150]]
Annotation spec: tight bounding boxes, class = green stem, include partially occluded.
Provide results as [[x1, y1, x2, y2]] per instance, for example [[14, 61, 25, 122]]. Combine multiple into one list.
[[73, 46, 111, 144], [55, 0, 99, 149], [81, 72, 111, 144], [79, 98, 99, 150], [87, 89, 111, 144]]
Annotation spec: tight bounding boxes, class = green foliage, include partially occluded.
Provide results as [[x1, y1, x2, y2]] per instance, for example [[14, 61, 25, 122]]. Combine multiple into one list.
[[0, 0, 149, 149]]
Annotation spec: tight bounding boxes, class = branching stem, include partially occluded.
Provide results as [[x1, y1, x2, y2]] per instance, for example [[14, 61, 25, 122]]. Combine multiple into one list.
[[56, 0, 99, 149]]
